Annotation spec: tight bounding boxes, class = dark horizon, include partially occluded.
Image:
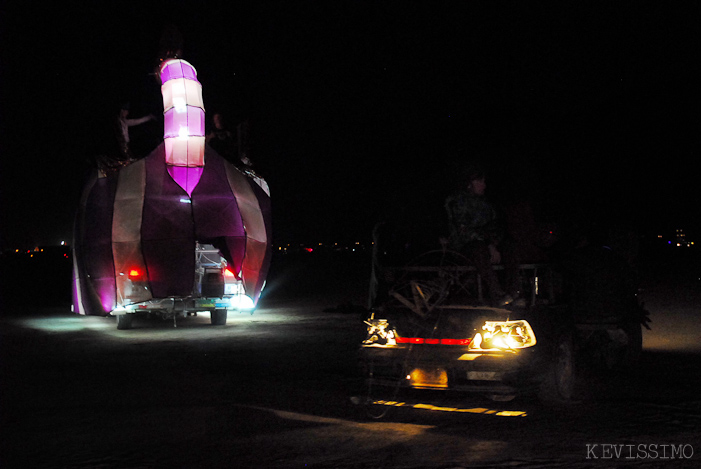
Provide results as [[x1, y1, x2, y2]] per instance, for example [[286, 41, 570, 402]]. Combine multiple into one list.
[[2, 2, 698, 250]]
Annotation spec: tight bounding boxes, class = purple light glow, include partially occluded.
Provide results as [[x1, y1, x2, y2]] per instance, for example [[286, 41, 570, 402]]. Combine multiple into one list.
[[160, 58, 205, 171], [164, 106, 205, 138], [160, 60, 198, 83], [167, 166, 204, 196], [164, 136, 205, 167]]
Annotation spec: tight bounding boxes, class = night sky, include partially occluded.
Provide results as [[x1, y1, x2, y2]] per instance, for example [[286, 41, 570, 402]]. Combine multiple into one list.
[[1, 1, 699, 250]]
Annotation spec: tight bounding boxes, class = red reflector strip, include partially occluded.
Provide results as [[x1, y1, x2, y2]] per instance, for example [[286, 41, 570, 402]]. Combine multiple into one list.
[[395, 337, 424, 344], [396, 337, 471, 345], [440, 338, 472, 346]]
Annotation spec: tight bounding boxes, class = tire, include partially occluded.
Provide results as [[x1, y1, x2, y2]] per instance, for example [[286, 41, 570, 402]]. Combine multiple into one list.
[[362, 382, 394, 420], [211, 309, 227, 325], [539, 332, 576, 404], [116, 314, 133, 330], [358, 362, 395, 420]]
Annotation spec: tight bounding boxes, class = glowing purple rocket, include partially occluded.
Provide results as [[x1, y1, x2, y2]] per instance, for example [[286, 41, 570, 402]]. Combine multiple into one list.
[[160, 58, 205, 195]]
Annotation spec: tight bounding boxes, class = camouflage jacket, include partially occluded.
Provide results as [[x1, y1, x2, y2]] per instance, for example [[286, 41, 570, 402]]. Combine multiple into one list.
[[444, 191, 499, 249]]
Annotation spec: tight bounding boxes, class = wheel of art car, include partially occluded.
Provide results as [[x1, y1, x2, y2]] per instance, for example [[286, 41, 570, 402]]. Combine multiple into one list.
[[116, 313, 133, 330], [72, 56, 272, 329], [210, 309, 227, 326]]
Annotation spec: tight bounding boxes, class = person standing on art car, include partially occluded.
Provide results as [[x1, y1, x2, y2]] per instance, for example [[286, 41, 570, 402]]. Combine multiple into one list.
[[92, 102, 155, 174], [115, 102, 155, 160], [444, 165, 520, 306], [206, 112, 237, 163], [206, 113, 255, 169]]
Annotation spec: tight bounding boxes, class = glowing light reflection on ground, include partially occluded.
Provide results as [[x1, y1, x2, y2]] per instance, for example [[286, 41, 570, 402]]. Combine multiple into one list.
[[372, 400, 528, 417]]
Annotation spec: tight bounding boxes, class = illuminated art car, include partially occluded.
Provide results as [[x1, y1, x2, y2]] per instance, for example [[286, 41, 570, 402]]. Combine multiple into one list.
[[72, 58, 272, 329]]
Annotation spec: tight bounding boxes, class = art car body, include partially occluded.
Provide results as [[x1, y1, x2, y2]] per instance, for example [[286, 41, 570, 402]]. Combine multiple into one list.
[[72, 58, 272, 329]]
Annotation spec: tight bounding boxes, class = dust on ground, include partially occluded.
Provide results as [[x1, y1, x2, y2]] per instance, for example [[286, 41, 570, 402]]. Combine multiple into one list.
[[1, 253, 700, 468]]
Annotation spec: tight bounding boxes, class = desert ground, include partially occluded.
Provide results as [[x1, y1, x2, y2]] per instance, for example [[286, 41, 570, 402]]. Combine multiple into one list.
[[1, 251, 700, 468]]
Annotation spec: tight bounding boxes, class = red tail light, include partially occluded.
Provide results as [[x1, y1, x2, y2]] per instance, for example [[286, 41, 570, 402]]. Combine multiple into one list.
[[223, 268, 235, 277], [128, 268, 142, 279]]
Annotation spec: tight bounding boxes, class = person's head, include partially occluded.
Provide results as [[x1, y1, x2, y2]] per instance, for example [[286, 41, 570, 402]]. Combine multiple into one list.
[[119, 103, 130, 119], [461, 164, 487, 195], [212, 113, 224, 129], [469, 176, 487, 196]]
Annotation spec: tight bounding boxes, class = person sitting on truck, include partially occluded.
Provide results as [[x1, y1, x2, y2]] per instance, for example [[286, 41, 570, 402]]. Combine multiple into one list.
[[444, 164, 517, 306]]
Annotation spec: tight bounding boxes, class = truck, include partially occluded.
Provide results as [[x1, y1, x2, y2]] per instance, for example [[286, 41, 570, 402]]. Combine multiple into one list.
[[359, 238, 649, 412]]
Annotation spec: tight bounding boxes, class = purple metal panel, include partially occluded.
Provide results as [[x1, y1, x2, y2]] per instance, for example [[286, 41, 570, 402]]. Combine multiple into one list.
[[223, 160, 270, 302], [73, 173, 103, 315], [112, 160, 151, 306], [191, 150, 246, 275], [248, 177, 273, 303], [76, 174, 118, 314], [142, 144, 197, 297], [141, 238, 196, 298]]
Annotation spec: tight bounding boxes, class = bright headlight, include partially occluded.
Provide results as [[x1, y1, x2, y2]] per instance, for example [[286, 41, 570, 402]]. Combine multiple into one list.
[[470, 320, 537, 350], [363, 319, 397, 346], [229, 294, 255, 310]]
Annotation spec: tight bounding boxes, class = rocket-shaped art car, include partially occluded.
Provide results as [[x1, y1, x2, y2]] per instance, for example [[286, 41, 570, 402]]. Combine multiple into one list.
[[72, 58, 272, 329]]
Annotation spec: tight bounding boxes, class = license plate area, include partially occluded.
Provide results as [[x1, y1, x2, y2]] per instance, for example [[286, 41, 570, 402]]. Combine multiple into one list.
[[407, 367, 448, 388], [467, 371, 503, 381]]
